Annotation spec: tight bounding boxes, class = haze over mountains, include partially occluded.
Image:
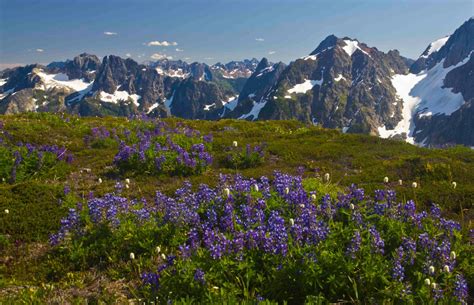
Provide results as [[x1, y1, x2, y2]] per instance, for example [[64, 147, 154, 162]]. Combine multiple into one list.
[[0, 18, 473, 147]]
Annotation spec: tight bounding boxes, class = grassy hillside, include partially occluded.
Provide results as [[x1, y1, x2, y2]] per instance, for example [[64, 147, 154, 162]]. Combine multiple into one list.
[[0, 113, 472, 304]]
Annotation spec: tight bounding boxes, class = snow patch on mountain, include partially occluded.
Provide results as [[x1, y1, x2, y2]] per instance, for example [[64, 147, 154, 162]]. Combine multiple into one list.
[[0, 79, 7, 87], [156, 68, 189, 78], [287, 79, 323, 94], [378, 51, 472, 144], [147, 103, 159, 114], [238, 101, 267, 120], [420, 36, 449, 58], [99, 90, 141, 106], [342, 39, 370, 57], [256, 66, 275, 77], [334, 74, 346, 82], [36, 71, 92, 92], [164, 93, 174, 112]]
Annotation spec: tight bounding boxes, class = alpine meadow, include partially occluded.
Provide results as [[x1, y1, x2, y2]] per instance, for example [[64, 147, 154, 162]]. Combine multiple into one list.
[[0, 1, 473, 304]]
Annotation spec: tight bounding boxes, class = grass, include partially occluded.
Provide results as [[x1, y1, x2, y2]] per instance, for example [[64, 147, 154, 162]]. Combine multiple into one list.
[[0, 112, 473, 303]]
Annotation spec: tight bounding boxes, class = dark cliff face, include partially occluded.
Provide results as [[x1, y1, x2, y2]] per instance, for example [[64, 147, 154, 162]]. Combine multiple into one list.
[[233, 36, 409, 133], [170, 78, 226, 120], [226, 58, 286, 120], [64, 53, 101, 82]]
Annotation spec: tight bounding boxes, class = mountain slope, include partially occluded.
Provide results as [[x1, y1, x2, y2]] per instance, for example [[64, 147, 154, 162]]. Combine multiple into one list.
[[378, 18, 474, 146]]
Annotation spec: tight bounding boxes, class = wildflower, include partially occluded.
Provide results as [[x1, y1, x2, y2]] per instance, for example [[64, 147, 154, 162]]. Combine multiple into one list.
[[4, 209, 9, 214], [443, 265, 450, 273], [349, 203, 355, 210], [450, 251, 456, 260], [429, 266, 435, 274], [224, 188, 230, 197], [424, 278, 431, 286], [98, 178, 102, 184], [398, 179, 403, 185], [232, 141, 238, 147], [253, 184, 259, 192], [412, 182, 418, 188], [431, 282, 437, 289], [194, 269, 205, 284], [284, 187, 289, 194], [130, 252, 135, 260], [125, 184, 130, 189], [212, 286, 219, 290], [311, 194, 317, 200], [161, 253, 167, 260], [125, 178, 130, 184], [289, 218, 295, 226], [452, 181, 457, 189], [454, 274, 468, 303], [156, 246, 161, 254], [323, 173, 330, 182], [383, 176, 389, 183]]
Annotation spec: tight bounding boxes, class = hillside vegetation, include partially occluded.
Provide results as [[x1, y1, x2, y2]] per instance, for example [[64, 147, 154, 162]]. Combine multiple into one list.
[[0, 113, 472, 304]]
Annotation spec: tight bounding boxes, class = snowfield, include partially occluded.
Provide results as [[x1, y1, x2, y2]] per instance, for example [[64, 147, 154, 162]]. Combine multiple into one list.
[[420, 36, 449, 58], [378, 51, 472, 145], [99, 89, 141, 107], [287, 79, 323, 94], [36, 71, 92, 92]]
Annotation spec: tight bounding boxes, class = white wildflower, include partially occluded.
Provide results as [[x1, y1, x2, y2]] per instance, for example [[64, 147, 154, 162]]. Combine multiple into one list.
[[450, 251, 456, 260], [398, 179, 403, 186], [284, 187, 290, 194], [431, 282, 437, 289], [412, 182, 418, 188], [253, 184, 259, 192], [429, 266, 435, 274], [383, 176, 389, 183], [125, 178, 130, 184], [232, 141, 238, 147], [161, 253, 167, 260], [224, 188, 230, 197], [289, 218, 295, 226], [452, 181, 457, 189], [125, 184, 130, 189], [98, 178, 102, 184], [349, 203, 355, 210], [156, 246, 161, 254], [311, 194, 317, 200], [4, 209, 9, 214], [443, 265, 450, 273], [323, 173, 330, 182], [129, 252, 135, 260], [424, 278, 431, 286]]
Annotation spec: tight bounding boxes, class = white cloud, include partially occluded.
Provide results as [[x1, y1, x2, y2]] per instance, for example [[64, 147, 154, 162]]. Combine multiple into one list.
[[255, 38, 265, 42], [104, 31, 118, 36], [175, 48, 184, 52], [204, 57, 214, 60], [125, 53, 132, 57], [183, 57, 191, 61], [36, 48, 44, 52], [150, 53, 173, 60], [147, 40, 178, 47], [268, 51, 276, 55]]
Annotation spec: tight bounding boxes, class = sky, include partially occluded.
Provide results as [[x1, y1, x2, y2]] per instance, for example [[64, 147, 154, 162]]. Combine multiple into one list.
[[0, 0, 472, 69]]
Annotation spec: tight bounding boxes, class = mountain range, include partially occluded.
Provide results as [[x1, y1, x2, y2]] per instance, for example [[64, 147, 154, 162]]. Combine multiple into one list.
[[0, 18, 472, 147]]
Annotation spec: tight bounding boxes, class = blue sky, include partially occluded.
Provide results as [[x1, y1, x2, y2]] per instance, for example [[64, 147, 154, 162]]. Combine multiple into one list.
[[0, 0, 472, 69]]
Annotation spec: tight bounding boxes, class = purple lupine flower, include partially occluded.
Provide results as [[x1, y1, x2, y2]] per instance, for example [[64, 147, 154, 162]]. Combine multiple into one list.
[[194, 268, 205, 284], [369, 226, 384, 255], [346, 230, 361, 259], [392, 246, 405, 281], [453, 274, 468, 304]]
